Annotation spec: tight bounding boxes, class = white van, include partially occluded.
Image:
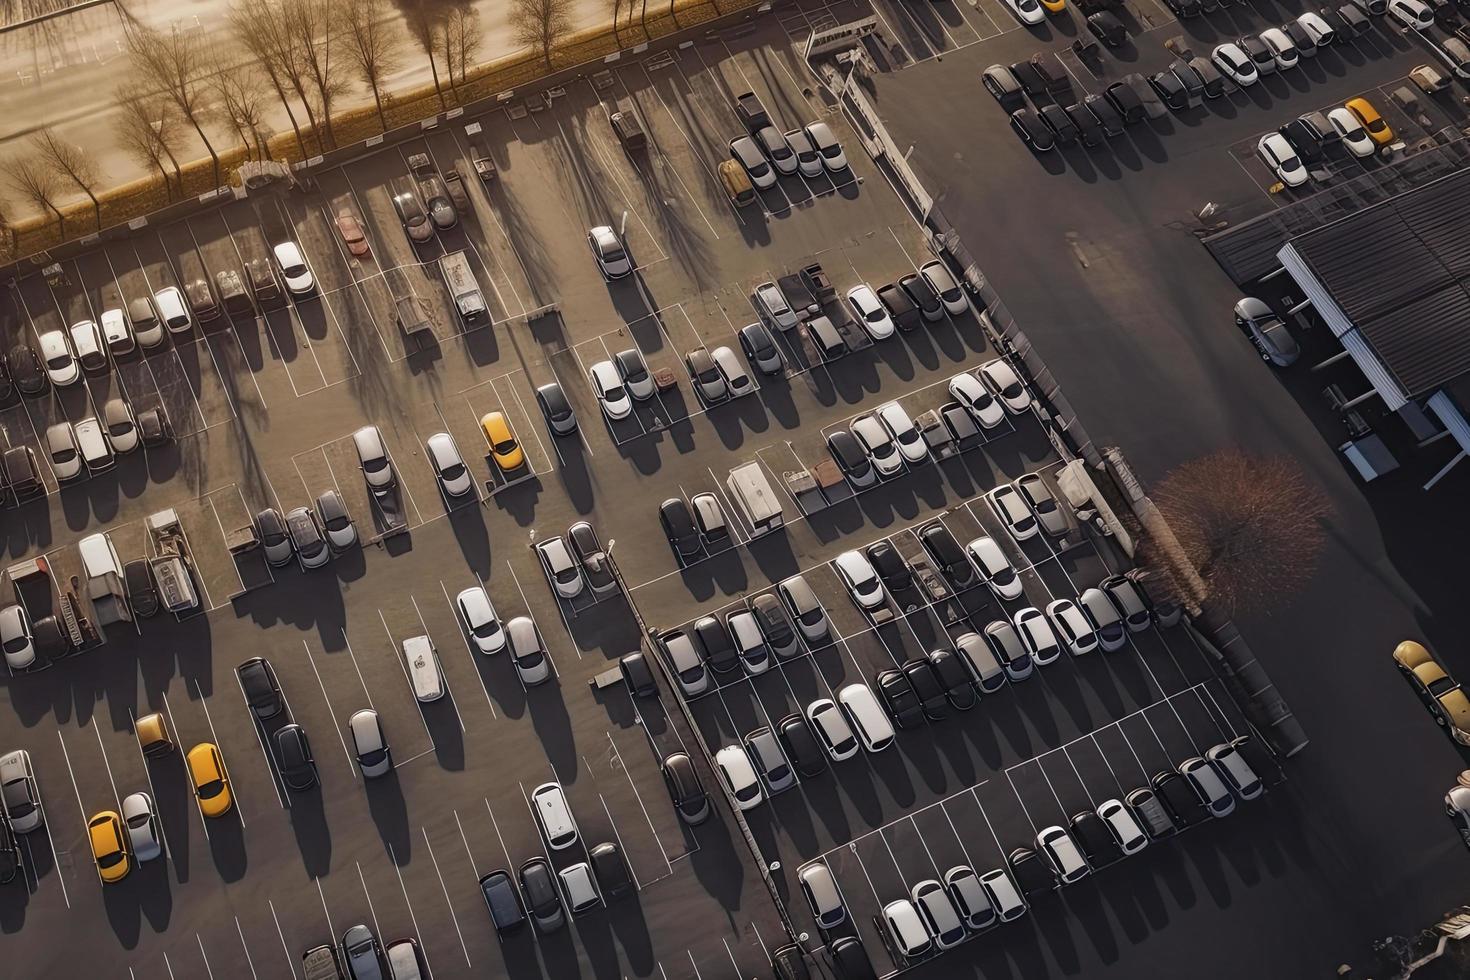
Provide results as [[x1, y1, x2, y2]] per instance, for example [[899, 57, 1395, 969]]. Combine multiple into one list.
[[402, 635, 444, 702], [153, 286, 192, 335], [79, 531, 124, 581], [532, 782, 579, 850], [726, 461, 784, 537], [837, 683, 894, 753]]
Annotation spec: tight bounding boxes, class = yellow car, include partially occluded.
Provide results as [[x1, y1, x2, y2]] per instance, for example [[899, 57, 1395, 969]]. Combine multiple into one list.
[[88, 810, 131, 883], [1345, 98, 1393, 146], [479, 412, 525, 472], [1041, 0, 1066, 12], [1393, 641, 1470, 746], [186, 742, 234, 818]]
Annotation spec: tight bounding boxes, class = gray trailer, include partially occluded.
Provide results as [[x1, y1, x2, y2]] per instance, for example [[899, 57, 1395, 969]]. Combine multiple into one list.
[[146, 508, 201, 615], [438, 250, 487, 324]]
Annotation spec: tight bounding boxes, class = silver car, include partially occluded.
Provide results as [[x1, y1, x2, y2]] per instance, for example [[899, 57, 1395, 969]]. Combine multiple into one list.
[[456, 586, 506, 654], [350, 709, 392, 778], [426, 431, 473, 498], [0, 749, 43, 832], [507, 616, 551, 686], [286, 507, 330, 569], [316, 490, 358, 551], [46, 422, 83, 482], [122, 791, 162, 862], [353, 425, 395, 492], [257, 508, 294, 567], [1233, 297, 1300, 367], [103, 398, 139, 454]]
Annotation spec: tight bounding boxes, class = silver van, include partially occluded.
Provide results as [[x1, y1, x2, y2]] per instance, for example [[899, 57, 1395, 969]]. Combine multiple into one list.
[[532, 781, 579, 850], [402, 635, 444, 702]]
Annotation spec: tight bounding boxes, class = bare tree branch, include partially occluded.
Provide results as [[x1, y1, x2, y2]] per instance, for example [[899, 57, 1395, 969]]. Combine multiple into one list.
[[230, 0, 318, 154], [283, 0, 345, 149], [608, 0, 622, 47], [446, 5, 483, 89], [115, 87, 178, 196], [210, 61, 273, 160], [342, 0, 404, 130], [405, 1, 448, 111], [30, 127, 105, 230], [124, 25, 222, 187], [9, 153, 65, 234], [510, 0, 573, 72], [1141, 449, 1331, 616]]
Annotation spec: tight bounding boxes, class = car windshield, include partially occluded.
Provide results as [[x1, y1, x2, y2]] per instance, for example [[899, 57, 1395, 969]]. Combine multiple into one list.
[[283, 262, 306, 277], [2, 634, 28, 654], [1428, 676, 1458, 697], [679, 664, 704, 683], [517, 649, 544, 669], [127, 811, 150, 830], [600, 239, 626, 263], [197, 779, 224, 799], [108, 419, 131, 437], [440, 461, 467, 482], [1278, 152, 1301, 172], [359, 746, 387, 766], [6, 785, 36, 818], [45, 351, 70, 370], [472, 618, 500, 639], [493, 437, 516, 455]]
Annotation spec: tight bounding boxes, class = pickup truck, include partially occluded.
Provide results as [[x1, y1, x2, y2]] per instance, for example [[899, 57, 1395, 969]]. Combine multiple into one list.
[[735, 91, 771, 133], [146, 508, 200, 614]]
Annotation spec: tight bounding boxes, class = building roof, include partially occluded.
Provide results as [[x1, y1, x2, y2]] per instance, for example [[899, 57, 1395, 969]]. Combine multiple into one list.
[[1284, 167, 1470, 398]]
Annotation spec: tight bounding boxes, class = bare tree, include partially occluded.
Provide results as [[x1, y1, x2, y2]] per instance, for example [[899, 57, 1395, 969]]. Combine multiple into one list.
[[283, 0, 344, 149], [1141, 450, 1331, 616], [436, 4, 483, 95], [125, 25, 222, 186], [116, 88, 176, 194], [9, 153, 66, 234], [511, 0, 573, 71], [211, 62, 273, 160], [342, 0, 403, 130], [406, 1, 448, 111], [608, 0, 622, 47], [639, 0, 650, 40], [230, 0, 317, 154], [30, 128, 105, 230]]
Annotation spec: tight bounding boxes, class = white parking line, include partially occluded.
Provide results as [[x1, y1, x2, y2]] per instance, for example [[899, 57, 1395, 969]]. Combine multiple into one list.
[[193, 678, 245, 827], [597, 790, 644, 890], [235, 917, 260, 980], [269, 899, 300, 979], [455, 807, 484, 873], [419, 830, 473, 967], [301, 640, 359, 778], [356, 861, 387, 945], [163, 951, 177, 980], [89, 723, 123, 814], [605, 733, 672, 874], [338, 627, 377, 709], [197, 934, 217, 980], [316, 877, 336, 941], [387, 843, 438, 975]]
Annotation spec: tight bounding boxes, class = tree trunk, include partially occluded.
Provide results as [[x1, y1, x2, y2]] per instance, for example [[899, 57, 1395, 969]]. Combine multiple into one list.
[[83, 188, 101, 230], [188, 116, 221, 186], [264, 70, 306, 158], [161, 143, 185, 190], [370, 83, 388, 130], [669, 0, 679, 29], [639, 0, 650, 39], [543, 40, 553, 71], [426, 50, 447, 110], [610, 0, 622, 46], [154, 160, 174, 200], [49, 204, 64, 235]]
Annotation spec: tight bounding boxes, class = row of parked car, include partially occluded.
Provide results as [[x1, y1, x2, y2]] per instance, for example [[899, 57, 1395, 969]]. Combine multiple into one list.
[[819, 735, 1270, 965], [725, 89, 850, 199]]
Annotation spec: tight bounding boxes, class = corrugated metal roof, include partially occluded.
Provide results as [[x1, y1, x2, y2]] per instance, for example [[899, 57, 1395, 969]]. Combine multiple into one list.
[[1290, 167, 1470, 397]]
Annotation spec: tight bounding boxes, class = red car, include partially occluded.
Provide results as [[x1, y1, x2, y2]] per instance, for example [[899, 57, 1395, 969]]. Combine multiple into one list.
[[335, 209, 370, 257]]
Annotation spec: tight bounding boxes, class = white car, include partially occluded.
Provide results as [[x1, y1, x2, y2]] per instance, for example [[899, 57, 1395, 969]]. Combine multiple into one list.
[[986, 483, 1038, 541], [803, 120, 848, 172], [46, 422, 83, 481], [100, 308, 134, 357], [785, 127, 824, 179], [710, 345, 754, 398], [1297, 11, 1336, 47], [846, 284, 895, 342], [1005, 0, 1045, 24], [38, 329, 78, 386], [507, 616, 552, 686], [754, 281, 800, 330], [1388, 0, 1434, 29], [715, 745, 764, 811], [1181, 756, 1236, 817], [536, 536, 586, 599], [1260, 28, 1298, 69], [949, 372, 1005, 428], [911, 879, 967, 950], [0, 604, 35, 670], [103, 398, 138, 454], [122, 792, 162, 862], [834, 550, 885, 610], [877, 401, 928, 465], [1210, 42, 1259, 87], [1097, 799, 1149, 855], [966, 537, 1022, 600], [1329, 106, 1376, 157], [456, 586, 506, 654], [851, 415, 903, 477], [69, 319, 107, 373], [1079, 587, 1126, 651], [1013, 607, 1062, 666], [1258, 133, 1308, 188], [979, 358, 1031, 414], [426, 432, 473, 497], [588, 225, 632, 279], [589, 360, 632, 421], [921, 260, 968, 316], [273, 241, 314, 295], [1045, 598, 1098, 656]]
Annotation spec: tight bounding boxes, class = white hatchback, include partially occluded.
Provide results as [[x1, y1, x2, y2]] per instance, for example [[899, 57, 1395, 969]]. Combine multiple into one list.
[[456, 586, 506, 654], [948, 372, 1005, 428], [877, 401, 928, 465], [273, 241, 315, 295], [846, 284, 895, 342], [966, 537, 1023, 600], [979, 358, 1032, 413], [38, 329, 78, 387], [834, 550, 885, 610], [715, 745, 764, 811], [589, 360, 632, 421]]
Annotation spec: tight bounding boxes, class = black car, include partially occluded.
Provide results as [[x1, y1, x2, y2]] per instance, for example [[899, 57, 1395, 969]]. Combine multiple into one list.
[[8, 344, 45, 398], [1009, 109, 1055, 152], [777, 712, 828, 778], [1283, 19, 1317, 57], [0, 351, 14, 406], [138, 407, 174, 447], [661, 752, 710, 825], [831, 936, 878, 980], [659, 498, 702, 560], [875, 668, 925, 729], [535, 382, 577, 435], [1189, 56, 1225, 99], [738, 321, 782, 376], [1148, 68, 1189, 112], [1064, 103, 1105, 148], [1153, 770, 1204, 828], [32, 616, 71, 661], [1087, 10, 1127, 44], [982, 64, 1026, 107], [1037, 104, 1078, 146], [590, 841, 635, 900], [926, 647, 977, 711], [124, 559, 160, 618], [1008, 59, 1049, 98], [1104, 81, 1146, 125], [1239, 34, 1275, 75], [877, 283, 922, 332], [619, 651, 657, 697], [826, 430, 875, 486], [866, 540, 913, 593], [902, 658, 948, 721], [238, 658, 283, 720], [692, 615, 739, 673], [518, 857, 564, 931], [919, 523, 975, 588], [1279, 118, 1325, 166], [1164, 0, 1201, 14], [898, 273, 942, 322], [1029, 55, 1070, 94], [1170, 59, 1205, 104], [568, 521, 616, 594], [939, 402, 982, 452], [275, 724, 318, 791], [1333, 3, 1372, 37], [1007, 846, 1057, 900], [1085, 94, 1126, 137], [1070, 809, 1120, 866]]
